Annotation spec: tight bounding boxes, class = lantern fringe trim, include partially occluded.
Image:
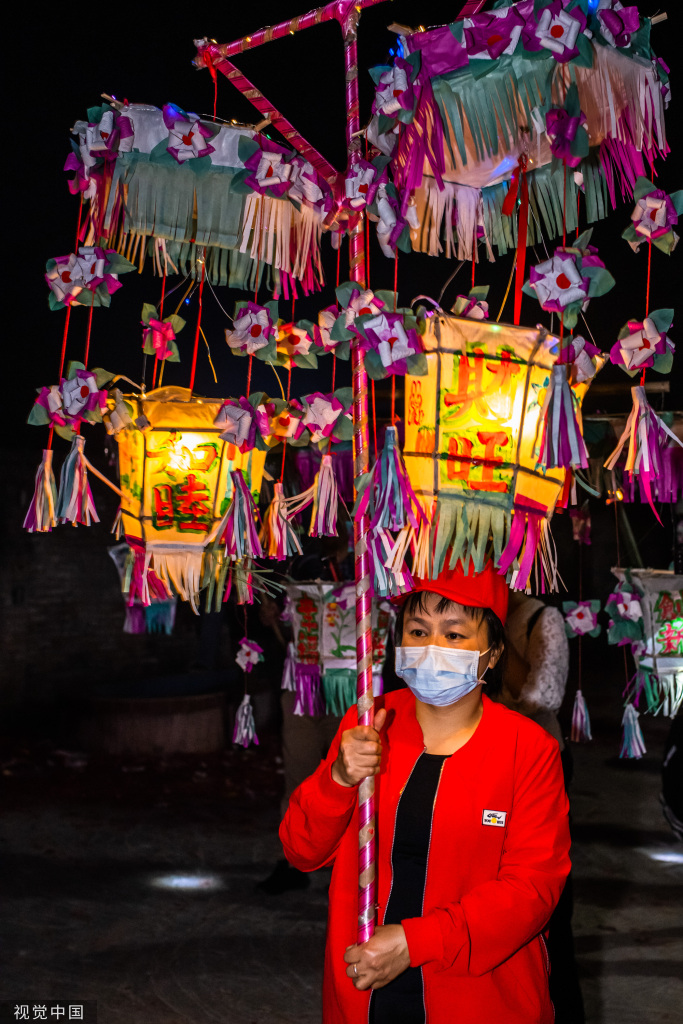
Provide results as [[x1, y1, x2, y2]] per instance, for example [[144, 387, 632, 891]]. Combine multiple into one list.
[[625, 665, 683, 718], [604, 385, 683, 522], [56, 435, 99, 526], [536, 364, 589, 472], [233, 694, 259, 748], [570, 689, 592, 743], [259, 482, 302, 559], [149, 547, 204, 614], [323, 667, 357, 718], [282, 453, 340, 538], [293, 664, 325, 717], [619, 702, 646, 760], [23, 449, 58, 533], [123, 541, 171, 607]]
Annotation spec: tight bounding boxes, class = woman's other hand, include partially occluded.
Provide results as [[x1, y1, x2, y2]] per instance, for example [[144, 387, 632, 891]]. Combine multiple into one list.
[[331, 708, 387, 788], [344, 924, 410, 990]]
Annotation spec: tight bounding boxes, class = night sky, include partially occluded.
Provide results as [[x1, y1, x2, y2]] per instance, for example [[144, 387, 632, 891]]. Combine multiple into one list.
[[11, 0, 682, 457]]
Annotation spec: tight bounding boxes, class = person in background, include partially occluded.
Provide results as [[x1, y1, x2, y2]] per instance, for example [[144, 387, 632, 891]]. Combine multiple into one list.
[[497, 589, 584, 1024]]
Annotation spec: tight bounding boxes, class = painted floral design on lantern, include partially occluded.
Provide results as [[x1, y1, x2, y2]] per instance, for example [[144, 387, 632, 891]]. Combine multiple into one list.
[[595, 1, 641, 49], [463, 5, 524, 60], [214, 397, 258, 453], [563, 600, 601, 638], [526, 2, 586, 62], [236, 637, 264, 673], [345, 160, 379, 210], [610, 311, 674, 374], [226, 302, 276, 357], [163, 104, 215, 164]]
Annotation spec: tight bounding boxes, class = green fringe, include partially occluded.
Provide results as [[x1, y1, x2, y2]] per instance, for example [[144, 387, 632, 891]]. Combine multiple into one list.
[[323, 668, 357, 717], [432, 498, 510, 579]]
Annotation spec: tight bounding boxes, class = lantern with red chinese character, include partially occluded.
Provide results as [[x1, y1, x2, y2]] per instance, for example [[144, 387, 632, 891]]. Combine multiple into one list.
[[403, 315, 603, 589], [113, 386, 265, 611]]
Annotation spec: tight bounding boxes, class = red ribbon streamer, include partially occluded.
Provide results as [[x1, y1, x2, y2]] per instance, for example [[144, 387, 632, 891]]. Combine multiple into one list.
[[502, 155, 529, 326]]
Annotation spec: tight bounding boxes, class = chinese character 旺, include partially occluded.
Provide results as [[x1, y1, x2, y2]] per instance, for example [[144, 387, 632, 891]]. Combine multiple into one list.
[[176, 474, 212, 532], [32, 1010, 48, 1022], [446, 431, 510, 492], [153, 484, 174, 529], [50, 1008, 65, 1020], [14, 1008, 30, 1021], [68, 1009, 84, 1021]]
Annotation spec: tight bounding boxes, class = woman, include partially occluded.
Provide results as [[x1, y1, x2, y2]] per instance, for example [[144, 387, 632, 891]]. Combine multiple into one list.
[[280, 560, 570, 1024]]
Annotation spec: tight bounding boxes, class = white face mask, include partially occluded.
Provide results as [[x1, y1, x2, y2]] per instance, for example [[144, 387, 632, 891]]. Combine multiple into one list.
[[394, 644, 490, 707]]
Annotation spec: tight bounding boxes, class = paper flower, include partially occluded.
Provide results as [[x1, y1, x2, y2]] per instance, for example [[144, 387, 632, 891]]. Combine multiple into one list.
[[255, 398, 308, 445], [61, 371, 104, 421], [463, 5, 524, 60], [345, 160, 378, 210], [563, 600, 601, 638], [301, 391, 353, 444], [610, 310, 674, 375], [595, 1, 640, 48], [545, 93, 588, 168], [313, 306, 341, 351], [45, 247, 135, 309], [527, 2, 587, 62], [214, 397, 258, 453], [375, 184, 419, 258], [357, 312, 422, 375], [236, 637, 264, 673], [528, 253, 589, 312], [162, 104, 215, 163], [557, 334, 602, 383], [452, 286, 490, 320], [239, 137, 297, 199], [623, 178, 683, 255], [141, 303, 184, 362], [29, 363, 113, 436], [288, 158, 331, 215], [225, 301, 277, 359], [342, 286, 386, 328], [606, 582, 645, 648], [276, 323, 317, 369], [371, 57, 416, 119]]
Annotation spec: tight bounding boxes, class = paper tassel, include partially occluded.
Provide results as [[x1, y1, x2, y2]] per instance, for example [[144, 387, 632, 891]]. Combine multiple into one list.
[[56, 435, 99, 526], [570, 689, 592, 743], [23, 449, 58, 533], [619, 703, 646, 760], [145, 601, 176, 635], [536, 364, 589, 471], [626, 666, 683, 718], [282, 454, 339, 538], [323, 668, 357, 717], [123, 540, 171, 607], [498, 506, 558, 593], [232, 693, 259, 748], [605, 386, 683, 522], [211, 469, 263, 561], [281, 642, 296, 692], [259, 482, 302, 559], [123, 605, 146, 634], [293, 664, 325, 717], [149, 549, 204, 613]]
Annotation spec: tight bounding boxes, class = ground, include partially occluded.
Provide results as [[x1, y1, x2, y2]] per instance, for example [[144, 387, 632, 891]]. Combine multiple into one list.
[[1, 697, 681, 1024]]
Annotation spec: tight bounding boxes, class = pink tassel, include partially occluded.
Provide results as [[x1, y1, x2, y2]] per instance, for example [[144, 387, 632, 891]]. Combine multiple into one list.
[[23, 449, 58, 533], [282, 454, 339, 538], [536, 365, 589, 471], [214, 469, 263, 561], [619, 703, 646, 759], [570, 689, 592, 743], [56, 435, 99, 526], [124, 539, 170, 607], [232, 694, 259, 748], [259, 483, 302, 559]]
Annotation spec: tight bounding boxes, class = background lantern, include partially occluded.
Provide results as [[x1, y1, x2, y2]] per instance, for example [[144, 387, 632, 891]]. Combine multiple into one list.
[[113, 385, 265, 610], [403, 315, 604, 588]]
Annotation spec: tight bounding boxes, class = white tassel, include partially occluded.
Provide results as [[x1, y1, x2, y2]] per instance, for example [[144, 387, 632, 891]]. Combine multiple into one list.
[[23, 449, 58, 533], [232, 694, 259, 748], [620, 703, 646, 759], [56, 435, 99, 527]]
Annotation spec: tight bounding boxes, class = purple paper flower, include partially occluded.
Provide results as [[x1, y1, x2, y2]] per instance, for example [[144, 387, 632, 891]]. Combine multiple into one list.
[[545, 106, 587, 167], [525, 1, 586, 62], [34, 370, 106, 430], [313, 305, 342, 352], [226, 302, 275, 355], [236, 637, 264, 673], [301, 393, 345, 443], [372, 58, 415, 117], [162, 104, 215, 164], [214, 397, 258, 453], [453, 293, 489, 320], [596, 1, 640, 48], [359, 312, 422, 375], [256, 399, 307, 442], [630, 191, 679, 244], [529, 253, 589, 313], [610, 318, 673, 371], [464, 6, 525, 60], [244, 138, 296, 198], [345, 160, 378, 210]]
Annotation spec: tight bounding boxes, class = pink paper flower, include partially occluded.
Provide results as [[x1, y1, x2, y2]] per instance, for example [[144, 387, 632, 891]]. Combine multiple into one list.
[[345, 160, 378, 210], [557, 334, 601, 383], [596, 1, 640, 49], [372, 59, 415, 117], [313, 305, 342, 352], [343, 288, 385, 328], [630, 191, 679, 245], [565, 601, 599, 636], [610, 318, 673, 371], [45, 246, 123, 307], [142, 319, 176, 361], [214, 397, 258, 453], [359, 312, 422, 375], [464, 6, 524, 60]]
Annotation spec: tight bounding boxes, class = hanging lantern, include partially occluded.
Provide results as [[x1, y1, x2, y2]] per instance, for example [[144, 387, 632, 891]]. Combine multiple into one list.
[[112, 385, 265, 611], [402, 314, 604, 589]]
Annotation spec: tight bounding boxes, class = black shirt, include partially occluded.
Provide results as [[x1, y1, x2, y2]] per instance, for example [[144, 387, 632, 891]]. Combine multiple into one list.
[[370, 752, 448, 1024]]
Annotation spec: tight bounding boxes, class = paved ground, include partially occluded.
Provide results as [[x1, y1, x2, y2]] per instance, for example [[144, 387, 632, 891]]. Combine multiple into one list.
[[1, 698, 681, 1024]]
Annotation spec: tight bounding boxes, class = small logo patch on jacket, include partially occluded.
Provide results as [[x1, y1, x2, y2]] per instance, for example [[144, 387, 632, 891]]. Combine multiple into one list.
[[482, 809, 507, 827]]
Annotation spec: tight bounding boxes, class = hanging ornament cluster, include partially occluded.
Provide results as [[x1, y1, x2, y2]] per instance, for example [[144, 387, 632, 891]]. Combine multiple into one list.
[[46, 247, 136, 309], [523, 230, 615, 330]]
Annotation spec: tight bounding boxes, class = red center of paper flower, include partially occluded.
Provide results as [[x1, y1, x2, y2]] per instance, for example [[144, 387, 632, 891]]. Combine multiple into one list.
[[90, 264, 97, 275], [61, 271, 72, 283], [358, 184, 369, 194], [250, 325, 262, 337], [279, 414, 291, 427], [642, 339, 651, 348], [576, 611, 584, 619], [100, 131, 110, 140], [650, 209, 658, 220], [181, 133, 194, 146], [359, 306, 373, 314], [80, 385, 90, 398], [392, 89, 403, 97], [556, 273, 572, 289], [487, 33, 502, 46], [266, 165, 274, 178], [388, 336, 398, 345], [550, 24, 564, 38]]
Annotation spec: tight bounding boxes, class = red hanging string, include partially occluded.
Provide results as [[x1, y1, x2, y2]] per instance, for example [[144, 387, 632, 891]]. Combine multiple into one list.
[[83, 304, 94, 367], [246, 354, 253, 396], [152, 265, 167, 389], [280, 366, 292, 482], [641, 242, 652, 388], [331, 353, 337, 392], [391, 375, 396, 426], [47, 198, 84, 450], [188, 262, 206, 394], [393, 254, 398, 311], [471, 226, 476, 288]]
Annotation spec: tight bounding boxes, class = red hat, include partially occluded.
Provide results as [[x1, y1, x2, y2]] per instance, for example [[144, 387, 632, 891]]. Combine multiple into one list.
[[406, 560, 509, 625]]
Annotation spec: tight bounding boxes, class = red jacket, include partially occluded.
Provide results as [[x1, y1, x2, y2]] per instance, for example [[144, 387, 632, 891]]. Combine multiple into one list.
[[280, 691, 571, 1024]]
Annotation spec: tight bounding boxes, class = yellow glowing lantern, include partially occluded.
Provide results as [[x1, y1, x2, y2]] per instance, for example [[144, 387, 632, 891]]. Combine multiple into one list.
[[112, 386, 265, 609], [403, 315, 603, 586]]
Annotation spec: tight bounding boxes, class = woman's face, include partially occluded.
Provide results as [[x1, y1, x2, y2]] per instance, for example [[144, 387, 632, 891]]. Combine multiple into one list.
[[401, 592, 501, 671]]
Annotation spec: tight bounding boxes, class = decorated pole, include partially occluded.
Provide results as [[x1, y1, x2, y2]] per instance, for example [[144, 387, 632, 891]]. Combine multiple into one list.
[[340, 2, 376, 946]]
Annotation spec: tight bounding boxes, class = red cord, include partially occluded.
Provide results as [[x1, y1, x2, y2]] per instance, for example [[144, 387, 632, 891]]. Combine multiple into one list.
[[246, 354, 253, 396], [646, 240, 651, 316], [393, 254, 398, 311], [188, 263, 206, 394], [391, 375, 396, 426], [371, 379, 378, 459], [331, 353, 337, 392], [152, 266, 167, 389], [336, 238, 341, 287]]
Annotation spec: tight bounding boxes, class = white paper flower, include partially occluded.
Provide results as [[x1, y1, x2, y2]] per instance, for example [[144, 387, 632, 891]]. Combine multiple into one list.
[[301, 394, 343, 443], [565, 603, 598, 635], [214, 402, 255, 449], [236, 638, 264, 672], [75, 247, 107, 283], [618, 318, 663, 370], [568, 336, 598, 383], [255, 151, 295, 189], [60, 372, 99, 418], [86, 110, 115, 152], [536, 7, 582, 55], [374, 65, 411, 116], [344, 289, 384, 328], [288, 159, 324, 206], [363, 313, 414, 368], [45, 385, 63, 416], [168, 120, 210, 161], [616, 593, 643, 621], [345, 163, 377, 209], [530, 254, 587, 311], [631, 195, 672, 239], [227, 309, 272, 355]]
